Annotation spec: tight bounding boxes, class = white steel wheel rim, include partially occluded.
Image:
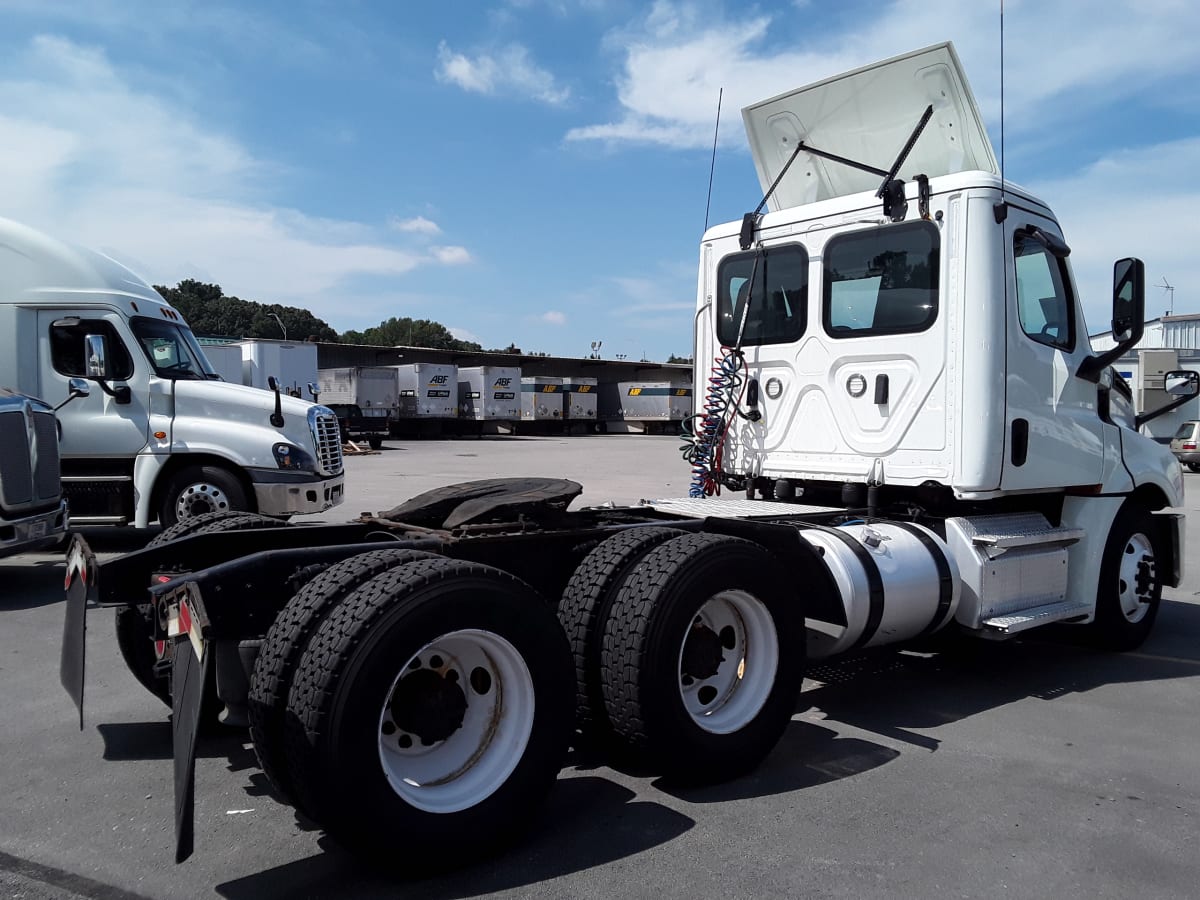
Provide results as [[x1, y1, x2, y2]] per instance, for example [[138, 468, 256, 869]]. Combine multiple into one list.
[[676, 590, 779, 734], [175, 483, 231, 520], [377, 628, 534, 814], [1117, 532, 1157, 624]]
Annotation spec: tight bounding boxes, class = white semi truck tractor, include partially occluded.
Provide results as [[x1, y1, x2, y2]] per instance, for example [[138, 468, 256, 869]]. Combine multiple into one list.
[[61, 43, 1196, 871], [0, 216, 345, 529]]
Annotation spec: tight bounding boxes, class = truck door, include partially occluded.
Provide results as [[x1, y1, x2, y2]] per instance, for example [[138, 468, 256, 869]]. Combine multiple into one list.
[[37, 311, 151, 458], [999, 216, 1106, 489]]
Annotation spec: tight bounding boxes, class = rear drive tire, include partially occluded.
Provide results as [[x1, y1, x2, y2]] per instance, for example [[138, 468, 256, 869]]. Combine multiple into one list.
[[1186, 462, 1200, 473], [283, 558, 573, 869], [368, 436, 383, 450], [150, 510, 283, 548], [248, 547, 440, 807], [1091, 504, 1163, 651], [557, 527, 684, 745], [159, 465, 249, 528], [116, 511, 288, 721], [600, 532, 805, 783]]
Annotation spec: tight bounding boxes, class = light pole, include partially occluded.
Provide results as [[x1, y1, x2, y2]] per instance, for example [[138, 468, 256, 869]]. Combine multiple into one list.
[[269, 313, 287, 341]]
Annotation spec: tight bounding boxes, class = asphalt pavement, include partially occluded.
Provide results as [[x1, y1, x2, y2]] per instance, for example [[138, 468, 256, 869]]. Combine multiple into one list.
[[2, 434, 1198, 899]]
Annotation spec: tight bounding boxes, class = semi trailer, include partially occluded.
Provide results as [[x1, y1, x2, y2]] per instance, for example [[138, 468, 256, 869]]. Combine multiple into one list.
[[61, 42, 1196, 871], [392, 363, 458, 436], [598, 380, 693, 433]]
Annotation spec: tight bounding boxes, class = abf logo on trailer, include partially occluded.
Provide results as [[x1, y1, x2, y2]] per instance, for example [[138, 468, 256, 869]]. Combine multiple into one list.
[[427, 374, 450, 387], [493, 377, 512, 388]]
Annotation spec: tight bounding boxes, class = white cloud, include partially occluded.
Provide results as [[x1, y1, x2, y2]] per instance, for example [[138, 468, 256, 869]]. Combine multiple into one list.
[[390, 215, 442, 235], [449, 325, 484, 345], [430, 246, 472, 265], [435, 41, 570, 106], [569, 0, 1200, 149], [540, 310, 567, 325], [0, 35, 469, 323]]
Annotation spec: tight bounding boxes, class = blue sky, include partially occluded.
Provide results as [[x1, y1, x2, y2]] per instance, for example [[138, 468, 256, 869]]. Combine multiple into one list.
[[1, 0, 1197, 361]]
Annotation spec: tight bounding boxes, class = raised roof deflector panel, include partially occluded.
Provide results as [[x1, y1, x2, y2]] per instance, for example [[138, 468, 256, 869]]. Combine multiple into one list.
[[741, 42, 998, 211]]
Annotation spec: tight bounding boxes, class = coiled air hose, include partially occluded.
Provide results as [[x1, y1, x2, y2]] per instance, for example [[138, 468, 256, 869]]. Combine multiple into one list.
[[681, 346, 747, 497]]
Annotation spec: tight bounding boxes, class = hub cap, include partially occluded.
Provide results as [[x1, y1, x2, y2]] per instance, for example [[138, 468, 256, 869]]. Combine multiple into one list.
[[378, 629, 534, 814], [677, 590, 779, 734], [1117, 532, 1157, 624], [174, 482, 232, 521]]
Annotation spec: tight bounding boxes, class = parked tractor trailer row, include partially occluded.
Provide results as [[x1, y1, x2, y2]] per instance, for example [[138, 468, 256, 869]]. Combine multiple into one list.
[[57, 42, 1198, 875], [315, 364, 693, 436]]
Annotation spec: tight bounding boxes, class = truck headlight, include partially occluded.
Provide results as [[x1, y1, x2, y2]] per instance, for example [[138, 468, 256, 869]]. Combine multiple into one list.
[[273, 442, 317, 472]]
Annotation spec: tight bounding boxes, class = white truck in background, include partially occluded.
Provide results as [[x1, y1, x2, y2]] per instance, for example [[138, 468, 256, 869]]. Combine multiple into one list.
[[0, 217, 345, 527], [61, 42, 1198, 871]]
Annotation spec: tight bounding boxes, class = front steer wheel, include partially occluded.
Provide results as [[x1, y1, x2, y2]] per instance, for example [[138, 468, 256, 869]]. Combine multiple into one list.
[[158, 465, 250, 528], [282, 558, 574, 869], [1091, 504, 1164, 651], [600, 532, 806, 784]]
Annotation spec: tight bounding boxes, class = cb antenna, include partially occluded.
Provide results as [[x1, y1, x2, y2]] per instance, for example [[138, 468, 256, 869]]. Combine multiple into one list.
[[703, 88, 723, 233], [994, 0, 1008, 222]]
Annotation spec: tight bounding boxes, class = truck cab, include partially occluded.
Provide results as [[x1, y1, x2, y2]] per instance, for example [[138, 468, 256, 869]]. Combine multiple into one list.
[[0, 217, 345, 527], [696, 43, 1185, 508]]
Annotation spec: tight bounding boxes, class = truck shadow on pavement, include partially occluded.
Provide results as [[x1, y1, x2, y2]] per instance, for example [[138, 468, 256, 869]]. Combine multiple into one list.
[[654, 598, 1200, 805], [186, 600, 1200, 896], [214, 775, 695, 900]]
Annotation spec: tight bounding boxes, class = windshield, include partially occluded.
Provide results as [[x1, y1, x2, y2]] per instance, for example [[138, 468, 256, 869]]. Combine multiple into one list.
[[129, 316, 217, 380]]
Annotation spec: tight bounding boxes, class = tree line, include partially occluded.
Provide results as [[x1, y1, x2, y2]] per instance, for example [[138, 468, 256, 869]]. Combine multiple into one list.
[[154, 279, 482, 351], [154, 279, 690, 362]]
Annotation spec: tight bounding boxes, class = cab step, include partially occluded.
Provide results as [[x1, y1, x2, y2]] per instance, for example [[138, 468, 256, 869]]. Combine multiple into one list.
[[981, 600, 1090, 636], [966, 513, 1084, 557]]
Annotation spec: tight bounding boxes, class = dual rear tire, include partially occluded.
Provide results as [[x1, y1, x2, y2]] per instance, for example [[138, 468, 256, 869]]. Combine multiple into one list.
[[559, 529, 806, 783], [249, 553, 574, 869]]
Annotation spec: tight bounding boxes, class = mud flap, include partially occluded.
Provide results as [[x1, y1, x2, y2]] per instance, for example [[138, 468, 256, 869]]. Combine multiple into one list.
[[170, 584, 210, 864], [60, 534, 97, 730]]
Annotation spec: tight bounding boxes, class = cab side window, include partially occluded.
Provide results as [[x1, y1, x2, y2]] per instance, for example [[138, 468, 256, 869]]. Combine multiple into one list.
[[49, 319, 134, 379], [1013, 231, 1075, 351]]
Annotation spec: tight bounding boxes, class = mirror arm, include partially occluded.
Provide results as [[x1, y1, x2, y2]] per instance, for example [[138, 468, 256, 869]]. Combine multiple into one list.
[[1135, 393, 1196, 430], [88, 378, 133, 405], [1078, 346, 1128, 384]]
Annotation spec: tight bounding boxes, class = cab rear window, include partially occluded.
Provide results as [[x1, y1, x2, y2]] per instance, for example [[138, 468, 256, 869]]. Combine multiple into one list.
[[823, 221, 939, 338], [716, 244, 808, 347]]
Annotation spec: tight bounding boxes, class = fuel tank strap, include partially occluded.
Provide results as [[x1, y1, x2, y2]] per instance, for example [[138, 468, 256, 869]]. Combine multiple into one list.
[[802, 524, 884, 649], [888, 521, 955, 635]]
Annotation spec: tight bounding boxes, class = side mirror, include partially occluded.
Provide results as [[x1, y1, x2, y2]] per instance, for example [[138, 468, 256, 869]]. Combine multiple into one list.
[[1135, 369, 1199, 429], [1078, 257, 1147, 383], [1165, 370, 1200, 397], [307, 381, 320, 402], [1111, 258, 1145, 345], [54, 378, 91, 412], [85, 334, 111, 379]]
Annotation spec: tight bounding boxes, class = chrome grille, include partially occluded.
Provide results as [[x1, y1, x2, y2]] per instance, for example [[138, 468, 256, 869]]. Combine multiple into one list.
[[310, 408, 344, 476]]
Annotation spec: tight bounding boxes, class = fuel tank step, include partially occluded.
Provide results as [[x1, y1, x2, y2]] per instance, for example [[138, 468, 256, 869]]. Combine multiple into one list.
[[981, 600, 1090, 635]]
